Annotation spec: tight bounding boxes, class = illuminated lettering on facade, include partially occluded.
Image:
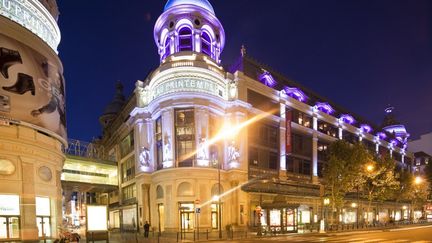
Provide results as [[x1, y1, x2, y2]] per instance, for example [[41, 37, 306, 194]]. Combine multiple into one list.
[[0, 0, 60, 52], [152, 78, 226, 101]]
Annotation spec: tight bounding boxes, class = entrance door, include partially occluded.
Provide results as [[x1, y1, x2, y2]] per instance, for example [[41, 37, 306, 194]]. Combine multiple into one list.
[[286, 208, 297, 232], [0, 216, 20, 239], [37, 216, 51, 238], [180, 212, 194, 231]]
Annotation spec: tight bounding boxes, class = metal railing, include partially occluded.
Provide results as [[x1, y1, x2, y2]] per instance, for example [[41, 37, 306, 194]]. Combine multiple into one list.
[[65, 139, 108, 161]]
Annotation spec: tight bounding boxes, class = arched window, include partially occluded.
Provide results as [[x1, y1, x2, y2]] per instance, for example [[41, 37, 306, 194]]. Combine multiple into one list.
[[211, 183, 224, 197], [177, 182, 193, 196], [162, 37, 171, 60], [178, 27, 193, 51], [201, 31, 212, 57]]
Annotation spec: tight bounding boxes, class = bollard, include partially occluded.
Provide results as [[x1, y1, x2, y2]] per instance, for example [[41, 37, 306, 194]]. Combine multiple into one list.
[[206, 229, 209, 240], [176, 232, 179, 242], [193, 230, 195, 242]]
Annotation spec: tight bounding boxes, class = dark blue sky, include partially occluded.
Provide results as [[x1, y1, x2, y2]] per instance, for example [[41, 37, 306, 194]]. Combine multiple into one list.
[[58, 0, 432, 142]]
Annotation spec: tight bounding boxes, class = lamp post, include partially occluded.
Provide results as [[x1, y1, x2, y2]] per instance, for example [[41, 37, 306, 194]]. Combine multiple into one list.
[[212, 158, 222, 239], [218, 160, 222, 239]]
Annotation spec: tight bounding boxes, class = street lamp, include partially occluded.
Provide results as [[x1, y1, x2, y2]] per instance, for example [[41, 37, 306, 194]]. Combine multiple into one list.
[[366, 164, 374, 173], [415, 176, 423, 185], [212, 159, 223, 239]]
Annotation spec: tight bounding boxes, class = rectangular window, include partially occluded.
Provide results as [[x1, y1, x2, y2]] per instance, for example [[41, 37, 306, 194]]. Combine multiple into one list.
[[120, 132, 134, 158], [317, 120, 338, 138], [247, 89, 279, 116], [175, 109, 195, 167], [122, 184, 136, 201], [248, 122, 279, 171], [121, 156, 135, 183], [292, 133, 312, 157], [292, 110, 312, 128], [155, 117, 163, 170]]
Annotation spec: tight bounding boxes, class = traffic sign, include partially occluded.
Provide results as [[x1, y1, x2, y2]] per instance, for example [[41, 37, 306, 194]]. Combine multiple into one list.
[[195, 208, 201, 214]]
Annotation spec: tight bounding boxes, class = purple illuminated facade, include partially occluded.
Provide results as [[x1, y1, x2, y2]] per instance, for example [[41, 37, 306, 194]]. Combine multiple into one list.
[[95, 0, 416, 235]]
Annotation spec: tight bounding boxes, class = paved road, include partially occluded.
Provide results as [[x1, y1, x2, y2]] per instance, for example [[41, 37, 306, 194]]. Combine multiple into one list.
[[211, 225, 432, 243]]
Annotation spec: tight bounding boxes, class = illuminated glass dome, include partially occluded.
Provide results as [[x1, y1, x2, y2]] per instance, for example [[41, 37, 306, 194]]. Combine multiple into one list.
[[164, 0, 215, 14]]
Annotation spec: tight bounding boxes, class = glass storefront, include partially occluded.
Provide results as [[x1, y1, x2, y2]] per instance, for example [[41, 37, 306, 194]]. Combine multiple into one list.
[[259, 207, 298, 233], [211, 204, 218, 229], [109, 210, 120, 229], [122, 207, 137, 231], [36, 197, 51, 238], [179, 203, 194, 231], [0, 195, 20, 240]]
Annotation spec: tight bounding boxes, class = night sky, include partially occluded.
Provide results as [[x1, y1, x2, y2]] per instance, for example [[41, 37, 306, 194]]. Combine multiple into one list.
[[58, 0, 432, 143]]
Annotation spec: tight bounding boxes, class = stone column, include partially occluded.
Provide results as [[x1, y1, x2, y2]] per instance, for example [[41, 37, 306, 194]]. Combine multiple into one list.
[[230, 181, 239, 225], [21, 160, 38, 240], [280, 103, 287, 172], [312, 135, 318, 184], [142, 184, 151, 223]]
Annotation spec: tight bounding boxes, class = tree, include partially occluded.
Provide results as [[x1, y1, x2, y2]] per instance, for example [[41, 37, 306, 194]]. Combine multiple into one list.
[[323, 141, 369, 223], [361, 155, 399, 223], [397, 172, 429, 220]]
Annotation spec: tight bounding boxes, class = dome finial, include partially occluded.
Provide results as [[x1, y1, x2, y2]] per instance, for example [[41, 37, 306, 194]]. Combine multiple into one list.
[[241, 45, 247, 57]]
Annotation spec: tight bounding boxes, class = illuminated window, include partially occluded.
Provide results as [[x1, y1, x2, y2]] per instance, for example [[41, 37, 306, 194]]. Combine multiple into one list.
[[178, 27, 193, 51], [175, 109, 195, 167], [201, 31, 212, 57], [155, 117, 163, 170], [292, 110, 312, 128], [211, 203, 219, 229]]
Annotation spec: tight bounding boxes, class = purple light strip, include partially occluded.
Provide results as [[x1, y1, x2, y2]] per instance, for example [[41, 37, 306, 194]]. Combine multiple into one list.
[[315, 102, 335, 114], [283, 86, 308, 102], [376, 132, 387, 140], [258, 70, 277, 87], [340, 114, 355, 124], [360, 124, 372, 134], [390, 139, 399, 147]]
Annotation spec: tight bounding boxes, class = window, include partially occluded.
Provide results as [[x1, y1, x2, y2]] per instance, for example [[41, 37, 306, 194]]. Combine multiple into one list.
[[121, 156, 135, 183], [248, 122, 279, 170], [211, 203, 219, 229], [122, 184, 136, 201], [120, 132, 134, 158], [155, 117, 163, 170], [317, 120, 338, 138], [317, 141, 329, 161], [175, 109, 195, 167], [178, 27, 193, 51], [292, 110, 312, 128], [292, 133, 312, 157], [286, 156, 311, 175], [209, 115, 222, 167], [247, 89, 279, 116], [201, 31, 212, 57]]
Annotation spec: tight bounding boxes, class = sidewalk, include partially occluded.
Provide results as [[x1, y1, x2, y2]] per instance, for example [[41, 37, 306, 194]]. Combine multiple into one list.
[[38, 223, 432, 243]]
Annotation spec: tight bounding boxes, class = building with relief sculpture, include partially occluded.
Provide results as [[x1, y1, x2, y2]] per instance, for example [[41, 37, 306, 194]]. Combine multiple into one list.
[[97, 0, 415, 234], [0, 0, 66, 241]]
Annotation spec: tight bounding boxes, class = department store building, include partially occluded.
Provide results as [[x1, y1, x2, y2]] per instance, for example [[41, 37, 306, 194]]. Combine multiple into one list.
[[97, 0, 413, 234], [0, 0, 65, 241]]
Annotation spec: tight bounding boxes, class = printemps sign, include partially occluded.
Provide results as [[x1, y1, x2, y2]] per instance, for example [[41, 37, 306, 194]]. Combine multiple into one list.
[[0, 0, 60, 52], [152, 77, 227, 101]]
